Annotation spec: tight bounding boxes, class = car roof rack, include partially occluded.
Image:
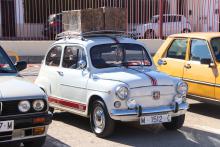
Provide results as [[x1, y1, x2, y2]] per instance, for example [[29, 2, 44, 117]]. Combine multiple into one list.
[[55, 30, 129, 41]]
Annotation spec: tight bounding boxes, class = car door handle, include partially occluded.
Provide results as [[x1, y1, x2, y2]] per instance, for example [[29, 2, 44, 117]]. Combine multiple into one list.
[[57, 71, 64, 76], [184, 64, 191, 69]]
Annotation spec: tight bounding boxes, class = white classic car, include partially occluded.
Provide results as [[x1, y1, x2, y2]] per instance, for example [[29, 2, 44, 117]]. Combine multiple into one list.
[[35, 31, 189, 138], [0, 46, 52, 147]]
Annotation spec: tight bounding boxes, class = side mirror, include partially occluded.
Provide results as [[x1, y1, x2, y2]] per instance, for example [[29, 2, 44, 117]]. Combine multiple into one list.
[[78, 60, 87, 69], [158, 59, 167, 65], [15, 61, 27, 71], [200, 58, 211, 65]]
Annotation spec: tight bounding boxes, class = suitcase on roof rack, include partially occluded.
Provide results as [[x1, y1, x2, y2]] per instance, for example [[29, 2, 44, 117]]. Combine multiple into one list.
[[62, 7, 126, 33]]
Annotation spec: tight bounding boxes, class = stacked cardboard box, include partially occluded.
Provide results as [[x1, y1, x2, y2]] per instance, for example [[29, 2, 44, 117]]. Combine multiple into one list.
[[62, 7, 126, 33]]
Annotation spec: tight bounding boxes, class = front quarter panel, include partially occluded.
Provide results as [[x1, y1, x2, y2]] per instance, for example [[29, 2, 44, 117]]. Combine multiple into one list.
[[35, 71, 51, 96], [86, 78, 127, 115]]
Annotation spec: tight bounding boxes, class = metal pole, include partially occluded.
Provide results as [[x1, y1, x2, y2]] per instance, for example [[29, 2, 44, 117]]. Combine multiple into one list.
[[159, 0, 163, 39]]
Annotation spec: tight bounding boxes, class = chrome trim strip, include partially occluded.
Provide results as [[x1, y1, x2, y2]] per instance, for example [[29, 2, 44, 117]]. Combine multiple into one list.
[[0, 112, 46, 118], [130, 85, 173, 89], [111, 102, 189, 116], [60, 83, 108, 93], [188, 94, 220, 105], [183, 78, 216, 86], [0, 125, 48, 143], [0, 102, 2, 115]]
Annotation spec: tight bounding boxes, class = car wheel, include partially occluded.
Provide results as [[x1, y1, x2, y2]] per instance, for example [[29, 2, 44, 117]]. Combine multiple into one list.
[[90, 100, 115, 138], [144, 30, 156, 39], [163, 114, 185, 130], [23, 137, 46, 147], [182, 29, 191, 33]]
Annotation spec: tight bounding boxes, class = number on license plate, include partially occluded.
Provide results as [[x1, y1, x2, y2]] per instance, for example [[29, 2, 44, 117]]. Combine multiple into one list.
[[140, 114, 171, 125], [0, 120, 14, 132]]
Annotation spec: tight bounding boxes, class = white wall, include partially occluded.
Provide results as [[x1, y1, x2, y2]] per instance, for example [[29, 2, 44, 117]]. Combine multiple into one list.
[[0, 41, 54, 56], [14, 0, 44, 38], [139, 39, 165, 54], [0, 40, 164, 57]]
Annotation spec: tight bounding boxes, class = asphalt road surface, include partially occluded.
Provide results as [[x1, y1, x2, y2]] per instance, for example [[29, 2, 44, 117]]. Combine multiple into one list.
[[21, 65, 220, 147]]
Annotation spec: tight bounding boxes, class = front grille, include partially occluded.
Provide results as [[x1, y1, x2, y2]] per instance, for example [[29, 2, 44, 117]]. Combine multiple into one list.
[[0, 99, 47, 116], [0, 131, 12, 142]]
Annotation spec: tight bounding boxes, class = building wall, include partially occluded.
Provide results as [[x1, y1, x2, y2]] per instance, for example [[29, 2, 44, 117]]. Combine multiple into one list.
[[0, 39, 163, 57], [15, 0, 44, 38], [187, 0, 219, 32], [168, 0, 178, 14]]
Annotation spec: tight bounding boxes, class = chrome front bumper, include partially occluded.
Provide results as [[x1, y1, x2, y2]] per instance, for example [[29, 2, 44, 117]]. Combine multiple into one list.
[[110, 102, 189, 122]]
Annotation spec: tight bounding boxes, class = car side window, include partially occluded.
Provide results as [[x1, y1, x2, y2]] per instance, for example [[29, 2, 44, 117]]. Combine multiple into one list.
[[166, 39, 187, 60], [45, 46, 62, 67], [190, 39, 212, 61], [62, 46, 86, 69]]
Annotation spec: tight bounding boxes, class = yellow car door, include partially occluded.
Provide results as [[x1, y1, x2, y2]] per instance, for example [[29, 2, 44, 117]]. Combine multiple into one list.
[[215, 65, 220, 100], [154, 38, 188, 78], [210, 37, 220, 100], [183, 39, 215, 99]]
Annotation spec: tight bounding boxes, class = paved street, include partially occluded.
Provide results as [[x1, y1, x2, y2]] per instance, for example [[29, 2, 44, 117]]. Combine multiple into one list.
[[21, 65, 220, 147]]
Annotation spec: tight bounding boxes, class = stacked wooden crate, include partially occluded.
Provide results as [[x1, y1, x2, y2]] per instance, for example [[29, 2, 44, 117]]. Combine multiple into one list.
[[62, 7, 126, 33]]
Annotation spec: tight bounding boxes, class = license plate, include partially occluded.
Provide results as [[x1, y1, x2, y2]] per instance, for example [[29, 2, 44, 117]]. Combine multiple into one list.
[[0, 120, 14, 132], [140, 114, 171, 125]]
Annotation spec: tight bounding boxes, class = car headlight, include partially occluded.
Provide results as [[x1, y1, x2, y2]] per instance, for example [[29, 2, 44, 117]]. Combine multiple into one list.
[[177, 81, 188, 95], [33, 100, 45, 111], [116, 86, 129, 100], [18, 100, 31, 113]]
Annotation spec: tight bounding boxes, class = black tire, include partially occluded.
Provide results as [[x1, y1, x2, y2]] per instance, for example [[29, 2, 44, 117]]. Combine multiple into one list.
[[144, 30, 155, 39], [182, 29, 191, 33], [90, 100, 115, 138], [23, 137, 46, 147], [49, 107, 55, 113], [163, 114, 185, 130]]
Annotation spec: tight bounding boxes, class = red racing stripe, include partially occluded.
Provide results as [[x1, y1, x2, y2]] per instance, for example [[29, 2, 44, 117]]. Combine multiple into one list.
[[48, 96, 86, 112], [144, 73, 158, 86]]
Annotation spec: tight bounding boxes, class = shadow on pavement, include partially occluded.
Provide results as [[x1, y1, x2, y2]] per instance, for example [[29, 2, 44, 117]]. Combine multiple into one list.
[[53, 112, 91, 132], [188, 102, 220, 119], [44, 135, 71, 147], [53, 112, 220, 147]]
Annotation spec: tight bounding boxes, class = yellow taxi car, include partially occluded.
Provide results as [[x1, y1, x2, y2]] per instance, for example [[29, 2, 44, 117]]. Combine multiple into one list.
[[154, 32, 220, 104]]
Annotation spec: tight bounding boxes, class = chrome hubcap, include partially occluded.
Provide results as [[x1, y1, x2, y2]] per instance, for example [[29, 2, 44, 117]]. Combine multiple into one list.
[[93, 106, 105, 133]]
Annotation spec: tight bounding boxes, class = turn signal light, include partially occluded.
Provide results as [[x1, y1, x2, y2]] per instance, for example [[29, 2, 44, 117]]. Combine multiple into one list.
[[33, 117, 45, 124], [33, 127, 45, 135]]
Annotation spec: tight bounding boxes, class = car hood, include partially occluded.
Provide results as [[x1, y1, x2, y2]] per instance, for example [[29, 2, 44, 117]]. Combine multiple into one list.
[[94, 68, 175, 88], [0, 75, 45, 100]]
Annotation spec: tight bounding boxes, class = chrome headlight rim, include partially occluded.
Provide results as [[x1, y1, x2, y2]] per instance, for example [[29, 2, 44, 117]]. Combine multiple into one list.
[[33, 100, 45, 112], [176, 81, 188, 95], [18, 100, 31, 113], [115, 86, 129, 100]]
